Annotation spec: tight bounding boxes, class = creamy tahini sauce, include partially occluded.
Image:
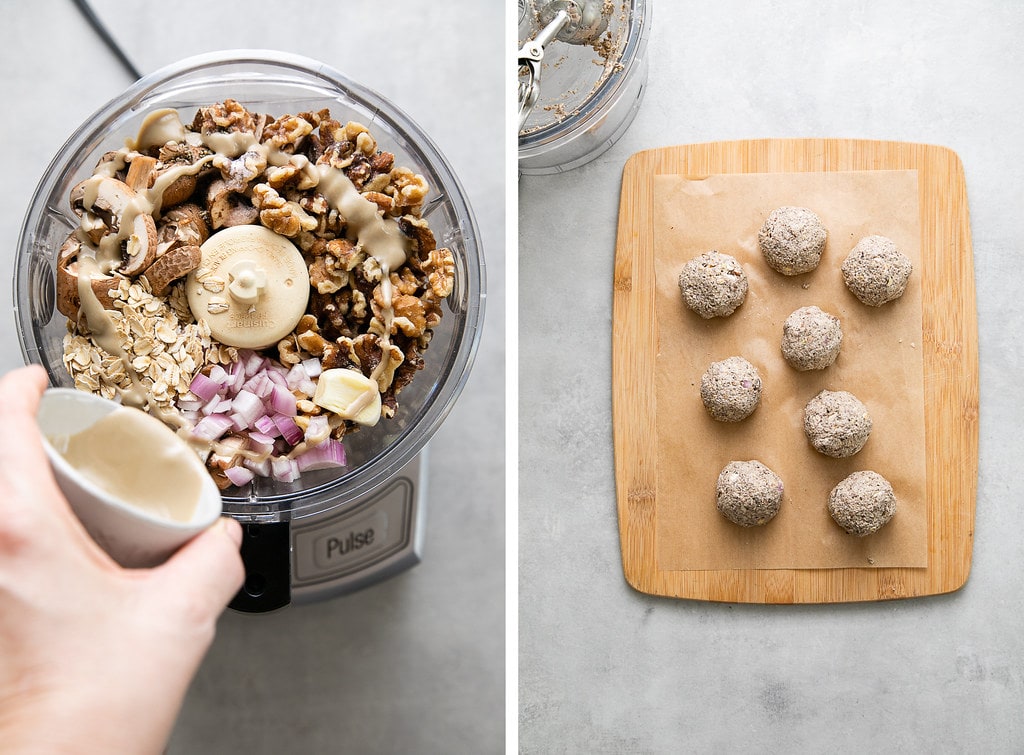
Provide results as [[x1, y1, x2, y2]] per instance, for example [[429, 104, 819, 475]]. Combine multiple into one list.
[[75, 256, 147, 409], [127, 108, 188, 152], [314, 164, 409, 272], [53, 406, 205, 523]]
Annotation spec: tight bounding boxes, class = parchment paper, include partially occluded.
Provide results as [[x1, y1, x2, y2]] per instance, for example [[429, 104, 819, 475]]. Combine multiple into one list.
[[654, 170, 927, 570]]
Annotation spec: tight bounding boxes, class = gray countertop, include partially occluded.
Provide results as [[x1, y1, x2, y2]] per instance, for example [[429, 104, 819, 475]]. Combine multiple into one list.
[[1, 1, 504, 753], [520, 1, 1024, 752]]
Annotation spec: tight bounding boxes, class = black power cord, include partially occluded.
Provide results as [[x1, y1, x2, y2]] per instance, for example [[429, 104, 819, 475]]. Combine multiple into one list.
[[70, 0, 142, 81]]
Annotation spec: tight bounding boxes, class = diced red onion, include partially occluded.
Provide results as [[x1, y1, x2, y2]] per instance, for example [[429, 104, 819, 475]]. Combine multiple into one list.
[[270, 457, 300, 483], [230, 390, 263, 427], [272, 413, 303, 446], [304, 415, 330, 443], [241, 349, 267, 377], [246, 431, 276, 455], [269, 385, 297, 417], [285, 363, 307, 391], [243, 457, 272, 477], [192, 414, 234, 441], [228, 361, 246, 392], [175, 350, 346, 484], [265, 368, 288, 388], [242, 373, 273, 399], [284, 364, 316, 396], [295, 439, 347, 472], [208, 364, 228, 385], [224, 465, 256, 487], [189, 372, 222, 402], [301, 358, 322, 379], [176, 396, 205, 412], [254, 414, 280, 437]]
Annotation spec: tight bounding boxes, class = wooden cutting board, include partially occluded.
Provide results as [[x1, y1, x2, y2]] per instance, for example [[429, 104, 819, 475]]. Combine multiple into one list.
[[611, 139, 978, 603]]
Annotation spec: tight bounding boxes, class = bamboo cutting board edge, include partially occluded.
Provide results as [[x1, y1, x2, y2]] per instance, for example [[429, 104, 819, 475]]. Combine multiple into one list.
[[611, 138, 978, 604]]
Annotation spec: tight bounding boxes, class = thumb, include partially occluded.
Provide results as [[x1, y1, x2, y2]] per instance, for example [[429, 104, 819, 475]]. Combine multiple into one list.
[[152, 517, 245, 615]]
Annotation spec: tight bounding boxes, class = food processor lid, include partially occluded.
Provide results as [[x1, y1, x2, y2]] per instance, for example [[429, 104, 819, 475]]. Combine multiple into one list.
[[14, 50, 486, 521], [517, 0, 650, 148]]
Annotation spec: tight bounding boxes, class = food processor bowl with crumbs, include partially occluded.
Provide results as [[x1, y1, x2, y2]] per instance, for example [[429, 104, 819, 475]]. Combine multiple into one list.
[[518, 0, 651, 174], [13, 51, 485, 612]]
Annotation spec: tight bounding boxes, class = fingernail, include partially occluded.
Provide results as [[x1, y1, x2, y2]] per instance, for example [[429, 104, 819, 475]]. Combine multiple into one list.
[[219, 516, 243, 546]]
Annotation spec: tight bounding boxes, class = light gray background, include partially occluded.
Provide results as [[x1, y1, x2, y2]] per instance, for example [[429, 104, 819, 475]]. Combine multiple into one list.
[[1, 1, 504, 753], [520, 2, 1024, 752]]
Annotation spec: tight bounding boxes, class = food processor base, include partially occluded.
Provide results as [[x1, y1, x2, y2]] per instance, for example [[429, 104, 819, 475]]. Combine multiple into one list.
[[230, 449, 428, 612]]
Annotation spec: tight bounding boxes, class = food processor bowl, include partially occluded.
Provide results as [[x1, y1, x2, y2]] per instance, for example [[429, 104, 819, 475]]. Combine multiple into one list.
[[518, 0, 651, 174], [14, 50, 485, 609]]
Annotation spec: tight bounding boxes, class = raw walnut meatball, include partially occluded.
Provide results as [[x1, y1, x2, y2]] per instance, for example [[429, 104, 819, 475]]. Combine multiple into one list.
[[677, 251, 748, 319], [803, 389, 872, 458], [758, 206, 827, 275], [829, 470, 897, 536], [841, 235, 913, 306], [715, 460, 784, 527], [781, 306, 842, 371], [700, 356, 762, 422]]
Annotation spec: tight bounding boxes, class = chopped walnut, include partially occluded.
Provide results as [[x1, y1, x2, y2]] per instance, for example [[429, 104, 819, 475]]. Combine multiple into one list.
[[214, 148, 266, 192], [371, 152, 395, 174], [297, 328, 329, 356], [328, 238, 363, 271], [298, 192, 329, 216], [344, 153, 372, 189], [425, 247, 456, 299], [363, 191, 395, 214], [389, 294, 428, 338], [398, 216, 438, 266], [361, 255, 384, 284], [252, 183, 316, 237], [355, 131, 376, 156], [390, 267, 421, 296], [277, 335, 302, 365], [390, 167, 430, 210], [309, 256, 349, 294], [262, 114, 314, 153], [193, 99, 256, 134]]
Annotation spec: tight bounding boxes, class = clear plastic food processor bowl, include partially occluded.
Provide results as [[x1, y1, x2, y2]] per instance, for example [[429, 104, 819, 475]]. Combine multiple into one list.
[[14, 50, 485, 524], [518, 0, 651, 174]]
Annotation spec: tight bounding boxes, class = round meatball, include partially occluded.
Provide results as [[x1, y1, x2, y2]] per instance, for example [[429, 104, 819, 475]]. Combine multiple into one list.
[[803, 390, 872, 458], [841, 235, 913, 306], [677, 251, 748, 319], [758, 206, 827, 275], [715, 460, 784, 527], [781, 306, 843, 371], [829, 470, 897, 536], [700, 357, 762, 422]]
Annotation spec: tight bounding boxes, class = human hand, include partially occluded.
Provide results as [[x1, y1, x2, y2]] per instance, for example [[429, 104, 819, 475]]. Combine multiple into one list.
[[0, 365, 244, 754]]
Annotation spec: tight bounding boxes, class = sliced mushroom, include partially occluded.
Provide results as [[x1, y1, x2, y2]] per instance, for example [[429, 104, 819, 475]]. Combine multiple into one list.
[[125, 155, 158, 191], [151, 141, 217, 211], [158, 203, 210, 250], [118, 212, 160, 276], [142, 244, 202, 296], [69, 175, 159, 276], [159, 173, 198, 209], [55, 235, 120, 319], [206, 179, 258, 229], [93, 150, 127, 179]]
